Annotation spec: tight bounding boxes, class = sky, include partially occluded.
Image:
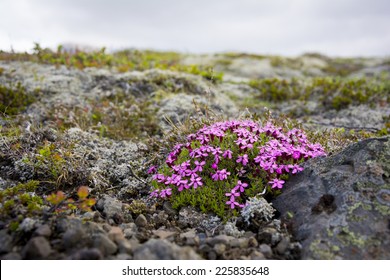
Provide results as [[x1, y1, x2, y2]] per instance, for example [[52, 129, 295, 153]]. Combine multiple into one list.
[[0, 0, 389, 57]]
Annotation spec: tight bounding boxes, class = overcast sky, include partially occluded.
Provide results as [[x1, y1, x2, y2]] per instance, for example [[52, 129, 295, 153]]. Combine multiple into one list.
[[0, 0, 389, 56]]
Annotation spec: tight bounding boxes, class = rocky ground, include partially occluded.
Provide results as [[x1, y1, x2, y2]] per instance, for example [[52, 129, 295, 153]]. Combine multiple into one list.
[[0, 49, 389, 259]]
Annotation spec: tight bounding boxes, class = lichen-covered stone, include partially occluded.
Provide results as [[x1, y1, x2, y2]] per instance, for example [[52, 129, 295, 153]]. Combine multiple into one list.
[[273, 136, 390, 259]]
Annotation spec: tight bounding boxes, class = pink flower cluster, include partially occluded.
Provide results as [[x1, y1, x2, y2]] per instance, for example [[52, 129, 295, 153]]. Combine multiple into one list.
[[150, 120, 326, 210]]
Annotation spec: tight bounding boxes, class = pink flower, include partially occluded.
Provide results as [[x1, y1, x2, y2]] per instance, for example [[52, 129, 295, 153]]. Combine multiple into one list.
[[160, 188, 172, 198], [150, 190, 159, 198], [236, 154, 249, 166], [225, 189, 240, 198], [234, 180, 248, 192], [226, 197, 240, 209], [147, 165, 157, 174], [269, 178, 285, 189], [222, 149, 233, 159], [194, 160, 206, 172], [189, 176, 203, 189]]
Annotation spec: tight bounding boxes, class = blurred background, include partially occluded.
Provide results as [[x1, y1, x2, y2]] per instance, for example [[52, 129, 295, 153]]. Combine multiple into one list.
[[0, 0, 389, 56]]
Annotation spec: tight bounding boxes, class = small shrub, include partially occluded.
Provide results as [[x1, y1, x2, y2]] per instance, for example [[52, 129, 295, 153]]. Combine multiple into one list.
[[149, 119, 326, 219], [46, 186, 96, 213]]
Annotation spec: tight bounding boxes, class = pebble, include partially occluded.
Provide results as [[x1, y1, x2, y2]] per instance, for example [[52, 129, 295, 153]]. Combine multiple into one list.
[[214, 243, 226, 255], [135, 214, 148, 228], [133, 239, 201, 260], [250, 251, 266, 260], [207, 235, 234, 246], [276, 237, 290, 255], [62, 228, 86, 249], [0, 230, 13, 254], [259, 244, 273, 258], [231, 238, 249, 249], [70, 248, 103, 260], [22, 236, 52, 259], [34, 224, 52, 238], [93, 234, 118, 256], [1, 252, 22, 260], [118, 239, 133, 254], [116, 253, 132, 260], [163, 201, 177, 216], [108, 226, 125, 244]]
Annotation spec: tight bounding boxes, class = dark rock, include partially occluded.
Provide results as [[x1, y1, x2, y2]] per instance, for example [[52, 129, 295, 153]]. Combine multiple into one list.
[[34, 224, 52, 238], [62, 228, 87, 250], [135, 214, 148, 228], [70, 248, 103, 260], [96, 195, 123, 220], [1, 252, 22, 260], [133, 239, 202, 260], [118, 239, 133, 254], [93, 233, 118, 256], [273, 136, 390, 259], [22, 236, 52, 259], [0, 230, 13, 254], [257, 227, 281, 246], [163, 201, 177, 216]]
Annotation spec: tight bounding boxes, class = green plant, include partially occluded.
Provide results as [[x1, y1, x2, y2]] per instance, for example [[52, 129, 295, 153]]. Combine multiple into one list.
[[150, 119, 326, 219], [46, 186, 96, 213], [0, 82, 36, 115]]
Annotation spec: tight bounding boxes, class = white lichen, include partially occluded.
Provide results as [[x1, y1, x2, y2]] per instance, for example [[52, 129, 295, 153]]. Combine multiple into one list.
[[241, 196, 276, 224]]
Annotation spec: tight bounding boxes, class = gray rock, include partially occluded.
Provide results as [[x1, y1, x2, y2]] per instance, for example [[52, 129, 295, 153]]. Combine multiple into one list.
[[62, 228, 87, 250], [0, 230, 13, 254], [96, 195, 123, 220], [133, 239, 202, 260], [70, 248, 103, 260], [207, 235, 235, 246], [93, 234, 118, 256], [135, 214, 148, 228], [22, 237, 52, 259], [163, 201, 177, 216], [214, 243, 226, 255], [275, 237, 290, 255], [1, 252, 22, 260], [259, 244, 273, 258], [118, 239, 133, 254], [34, 224, 52, 237], [273, 136, 390, 259], [249, 251, 266, 260]]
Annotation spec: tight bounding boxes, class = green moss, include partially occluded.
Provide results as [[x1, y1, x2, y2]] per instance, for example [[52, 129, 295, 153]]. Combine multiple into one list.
[[337, 226, 367, 248], [0, 82, 36, 115], [309, 238, 339, 259]]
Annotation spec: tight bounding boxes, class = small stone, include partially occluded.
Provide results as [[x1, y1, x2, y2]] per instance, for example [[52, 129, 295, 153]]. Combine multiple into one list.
[[163, 201, 177, 216], [258, 227, 281, 245], [116, 253, 131, 260], [96, 195, 123, 219], [133, 239, 201, 260], [250, 251, 266, 260], [108, 227, 125, 244], [214, 243, 226, 255], [118, 239, 133, 254], [248, 236, 259, 248], [0, 230, 13, 254], [231, 238, 249, 248], [124, 228, 136, 239], [276, 237, 290, 255], [1, 252, 22, 260], [94, 234, 118, 256], [180, 229, 198, 246], [71, 248, 103, 260], [135, 214, 148, 228], [208, 251, 217, 260], [34, 224, 52, 238], [62, 228, 86, 249], [259, 244, 273, 258], [22, 237, 52, 259], [153, 230, 177, 240], [207, 235, 234, 246]]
